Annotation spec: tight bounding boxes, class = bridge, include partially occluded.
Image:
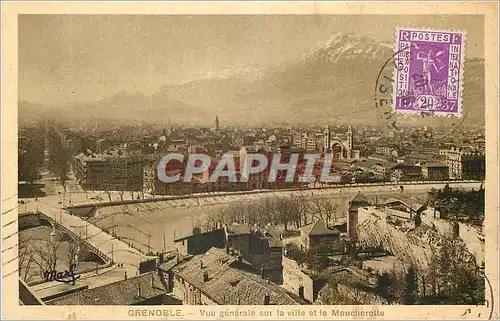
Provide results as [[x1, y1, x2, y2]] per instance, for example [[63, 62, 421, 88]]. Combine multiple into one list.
[[19, 199, 149, 276]]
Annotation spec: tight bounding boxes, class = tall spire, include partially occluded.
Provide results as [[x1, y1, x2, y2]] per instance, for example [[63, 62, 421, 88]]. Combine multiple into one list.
[[346, 125, 353, 153], [215, 115, 220, 131]]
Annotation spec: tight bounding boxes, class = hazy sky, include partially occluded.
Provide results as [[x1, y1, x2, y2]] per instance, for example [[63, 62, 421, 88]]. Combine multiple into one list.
[[19, 15, 484, 105]]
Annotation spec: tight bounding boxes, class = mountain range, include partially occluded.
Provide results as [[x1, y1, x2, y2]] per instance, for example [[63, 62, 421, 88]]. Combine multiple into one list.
[[20, 33, 485, 127]]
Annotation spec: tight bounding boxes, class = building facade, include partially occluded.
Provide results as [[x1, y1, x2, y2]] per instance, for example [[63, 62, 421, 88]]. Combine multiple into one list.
[[422, 163, 449, 181], [323, 126, 360, 159], [299, 221, 341, 252], [443, 147, 485, 180], [74, 153, 144, 191]]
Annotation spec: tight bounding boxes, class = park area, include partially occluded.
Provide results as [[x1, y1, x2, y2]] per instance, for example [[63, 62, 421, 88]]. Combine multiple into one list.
[[19, 225, 107, 285]]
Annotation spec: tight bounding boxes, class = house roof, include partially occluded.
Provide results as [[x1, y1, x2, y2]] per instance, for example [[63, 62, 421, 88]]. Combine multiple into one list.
[[253, 226, 283, 248], [47, 272, 166, 305], [384, 197, 425, 212], [226, 223, 251, 236], [174, 228, 225, 243], [423, 162, 448, 168], [172, 248, 305, 305], [300, 221, 340, 236], [350, 192, 369, 205]]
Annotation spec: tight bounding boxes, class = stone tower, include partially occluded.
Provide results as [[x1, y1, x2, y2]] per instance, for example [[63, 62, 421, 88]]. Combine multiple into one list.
[[346, 126, 353, 159], [347, 192, 369, 242]]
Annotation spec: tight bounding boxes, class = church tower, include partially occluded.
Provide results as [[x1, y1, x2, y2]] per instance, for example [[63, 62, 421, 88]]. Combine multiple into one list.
[[323, 126, 331, 152], [215, 115, 220, 132], [346, 126, 353, 159], [346, 126, 353, 150]]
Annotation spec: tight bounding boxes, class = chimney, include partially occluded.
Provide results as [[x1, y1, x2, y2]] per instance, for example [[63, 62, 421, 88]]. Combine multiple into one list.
[[124, 272, 127, 280], [260, 267, 264, 279], [137, 281, 142, 298], [225, 244, 230, 254], [298, 285, 305, 299], [203, 271, 209, 282], [264, 294, 271, 305], [151, 273, 154, 288]]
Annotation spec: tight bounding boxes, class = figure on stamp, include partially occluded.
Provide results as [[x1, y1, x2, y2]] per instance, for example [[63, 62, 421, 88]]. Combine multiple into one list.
[[416, 48, 446, 94]]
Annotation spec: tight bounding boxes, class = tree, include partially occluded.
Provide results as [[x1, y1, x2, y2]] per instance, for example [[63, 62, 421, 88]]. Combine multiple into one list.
[[118, 189, 125, 201], [47, 124, 71, 191], [376, 272, 394, 302], [295, 194, 311, 227], [431, 234, 484, 304], [305, 247, 329, 272], [312, 198, 338, 224], [57, 148, 70, 192], [32, 238, 62, 279], [18, 148, 41, 185], [18, 127, 45, 195], [104, 187, 112, 202], [66, 241, 80, 272], [275, 197, 293, 231], [324, 272, 382, 305], [18, 237, 37, 283], [433, 186, 484, 225], [403, 265, 418, 304]]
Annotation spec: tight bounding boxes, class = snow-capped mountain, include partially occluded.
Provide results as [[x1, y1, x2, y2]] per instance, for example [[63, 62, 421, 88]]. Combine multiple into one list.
[[312, 32, 394, 63], [20, 33, 485, 126]]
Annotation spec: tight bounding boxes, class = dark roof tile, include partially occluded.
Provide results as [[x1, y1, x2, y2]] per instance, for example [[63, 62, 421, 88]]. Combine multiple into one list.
[[300, 221, 340, 236], [47, 272, 166, 306], [172, 248, 304, 305]]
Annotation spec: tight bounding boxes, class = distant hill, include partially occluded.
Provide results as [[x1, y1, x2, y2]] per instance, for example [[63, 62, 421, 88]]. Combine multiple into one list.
[[19, 33, 485, 127]]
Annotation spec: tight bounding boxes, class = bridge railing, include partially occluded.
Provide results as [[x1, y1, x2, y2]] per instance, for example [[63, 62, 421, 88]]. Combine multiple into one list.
[[36, 212, 111, 264]]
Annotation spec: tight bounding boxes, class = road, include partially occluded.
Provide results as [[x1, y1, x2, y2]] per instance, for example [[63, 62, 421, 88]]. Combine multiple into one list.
[[29, 262, 136, 300], [66, 180, 482, 209]]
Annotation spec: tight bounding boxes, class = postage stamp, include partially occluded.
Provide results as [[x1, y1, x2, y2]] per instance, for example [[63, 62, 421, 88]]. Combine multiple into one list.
[[394, 28, 465, 117]]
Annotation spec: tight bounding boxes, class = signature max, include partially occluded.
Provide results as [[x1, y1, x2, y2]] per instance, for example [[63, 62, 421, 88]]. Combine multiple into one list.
[[43, 266, 81, 285]]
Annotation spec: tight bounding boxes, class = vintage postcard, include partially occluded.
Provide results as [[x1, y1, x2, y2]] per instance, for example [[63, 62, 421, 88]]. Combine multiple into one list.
[[1, 1, 499, 320]]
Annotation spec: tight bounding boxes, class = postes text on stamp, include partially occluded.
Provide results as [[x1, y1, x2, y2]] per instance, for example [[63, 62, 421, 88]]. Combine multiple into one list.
[[394, 28, 465, 117]]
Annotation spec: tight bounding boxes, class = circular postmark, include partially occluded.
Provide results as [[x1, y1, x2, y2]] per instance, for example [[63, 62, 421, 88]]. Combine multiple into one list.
[[482, 270, 495, 320], [374, 46, 468, 139]]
